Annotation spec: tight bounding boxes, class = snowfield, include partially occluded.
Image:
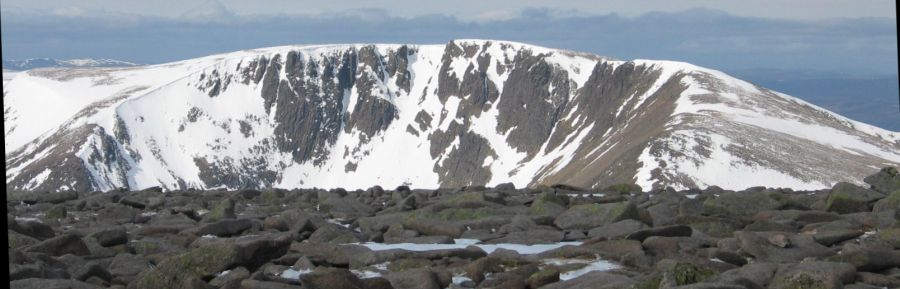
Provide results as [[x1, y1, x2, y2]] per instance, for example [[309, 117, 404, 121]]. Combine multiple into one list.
[[5, 40, 899, 192]]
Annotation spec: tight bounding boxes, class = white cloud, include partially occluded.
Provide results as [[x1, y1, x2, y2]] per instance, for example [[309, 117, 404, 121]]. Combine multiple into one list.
[[51, 6, 87, 17], [1, 0, 895, 20]]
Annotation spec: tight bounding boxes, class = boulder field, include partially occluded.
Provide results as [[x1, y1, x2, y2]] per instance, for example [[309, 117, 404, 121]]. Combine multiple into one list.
[[7, 167, 900, 289]]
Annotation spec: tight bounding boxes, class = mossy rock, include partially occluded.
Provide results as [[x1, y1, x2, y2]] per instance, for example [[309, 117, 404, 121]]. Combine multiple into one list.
[[629, 274, 662, 289], [863, 166, 900, 194], [553, 201, 639, 230], [676, 215, 745, 238], [531, 192, 567, 217], [825, 182, 885, 214], [446, 192, 486, 203], [201, 198, 235, 223], [129, 239, 169, 256], [45, 205, 67, 219], [9, 230, 39, 249], [872, 190, 900, 212], [260, 189, 285, 205], [703, 191, 783, 220], [387, 258, 433, 271], [667, 263, 715, 286], [437, 191, 504, 208], [8, 191, 40, 204], [526, 267, 560, 288], [413, 208, 495, 221], [605, 183, 643, 194], [129, 243, 241, 289], [876, 228, 900, 248], [770, 272, 829, 289]]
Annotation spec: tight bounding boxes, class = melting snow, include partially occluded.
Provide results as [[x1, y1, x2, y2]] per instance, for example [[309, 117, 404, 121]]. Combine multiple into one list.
[[544, 258, 620, 280], [355, 239, 582, 255], [280, 268, 312, 279], [6, 41, 898, 192]]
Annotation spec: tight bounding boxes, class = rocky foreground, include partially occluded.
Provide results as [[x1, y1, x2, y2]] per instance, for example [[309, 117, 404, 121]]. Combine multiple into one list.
[[7, 167, 900, 289]]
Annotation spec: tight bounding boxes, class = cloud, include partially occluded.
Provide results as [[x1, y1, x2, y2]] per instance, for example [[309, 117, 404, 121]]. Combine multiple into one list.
[[178, 0, 236, 23], [1, 8, 896, 76], [51, 6, 87, 17]]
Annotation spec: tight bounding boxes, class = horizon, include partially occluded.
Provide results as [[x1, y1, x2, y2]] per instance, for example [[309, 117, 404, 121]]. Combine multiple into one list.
[[2, 2, 897, 77], [4, 3, 900, 289]]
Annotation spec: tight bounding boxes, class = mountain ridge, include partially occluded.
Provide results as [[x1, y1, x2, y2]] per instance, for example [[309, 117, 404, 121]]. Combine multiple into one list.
[[2, 58, 138, 71], [5, 40, 899, 192]]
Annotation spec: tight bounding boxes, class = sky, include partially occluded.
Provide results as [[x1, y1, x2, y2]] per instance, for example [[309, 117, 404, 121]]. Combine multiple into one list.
[[1, 0, 896, 20], [0, 0, 897, 76]]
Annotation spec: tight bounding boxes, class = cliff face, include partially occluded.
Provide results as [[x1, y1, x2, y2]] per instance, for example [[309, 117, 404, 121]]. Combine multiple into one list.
[[5, 40, 900, 192]]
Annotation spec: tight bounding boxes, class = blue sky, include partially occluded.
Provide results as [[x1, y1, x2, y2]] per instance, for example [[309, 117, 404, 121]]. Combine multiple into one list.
[[1, 1, 898, 129], [0, 0, 897, 76]]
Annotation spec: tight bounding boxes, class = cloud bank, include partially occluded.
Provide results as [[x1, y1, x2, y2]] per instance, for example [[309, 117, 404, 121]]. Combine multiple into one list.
[[1, 7, 896, 76]]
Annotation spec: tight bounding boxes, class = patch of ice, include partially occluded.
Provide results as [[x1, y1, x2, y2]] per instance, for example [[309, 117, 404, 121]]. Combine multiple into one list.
[[327, 219, 351, 228], [452, 275, 473, 285], [373, 262, 390, 270], [280, 268, 312, 279], [543, 258, 619, 280], [354, 239, 581, 255], [351, 269, 382, 279], [14, 217, 41, 223]]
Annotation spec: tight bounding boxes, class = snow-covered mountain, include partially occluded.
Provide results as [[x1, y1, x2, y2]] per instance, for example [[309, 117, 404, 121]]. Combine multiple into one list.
[[2, 58, 138, 71], [5, 40, 899, 192], [3, 69, 19, 86]]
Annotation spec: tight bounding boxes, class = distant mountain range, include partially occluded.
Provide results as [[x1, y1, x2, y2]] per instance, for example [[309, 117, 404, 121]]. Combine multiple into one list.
[[2, 58, 138, 71], [4, 40, 899, 192], [735, 69, 900, 131]]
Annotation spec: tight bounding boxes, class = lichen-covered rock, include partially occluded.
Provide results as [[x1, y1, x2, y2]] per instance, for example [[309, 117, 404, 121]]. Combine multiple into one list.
[[24, 234, 90, 256], [485, 228, 565, 245], [554, 201, 639, 230], [769, 262, 855, 289], [208, 266, 249, 288], [658, 262, 717, 288], [625, 225, 692, 241], [875, 228, 900, 249], [127, 243, 241, 289], [872, 190, 900, 212], [588, 219, 649, 239], [307, 224, 365, 244], [403, 218, 465, 238], [184, 218, 254, 237], [708, 261, 779, 288], [298, 267, 366, 289], [45, 205, 67, 219], [703, 191, 784, 221], [539, 271, 635, 289], [826, 244, 900, 272], [527, 267, 560, 288], [386, 268, 441, 289], [9, 278, 102, 289], [201, 198, 235, 223], [863, 166, 900, 194], [10, 230, 41, 249], [531, 192, 568, 217], [319, 195, 376, 219], [108, 253, 152, 285], [604, 183, 643, 194], [15, 219, 56, 240], [88, 226, 128, 246], [734, 231, 834, 263], [825, 182, 885, 214]]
